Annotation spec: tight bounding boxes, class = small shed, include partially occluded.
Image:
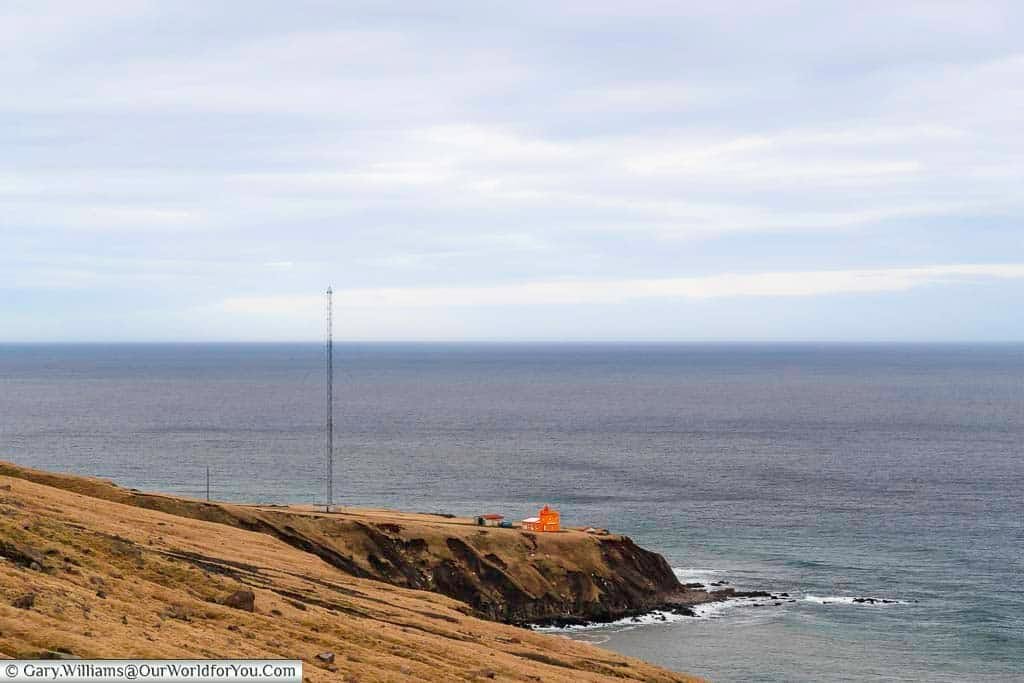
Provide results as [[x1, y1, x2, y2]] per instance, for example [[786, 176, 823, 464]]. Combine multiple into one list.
[[475, 513, 505, 527]]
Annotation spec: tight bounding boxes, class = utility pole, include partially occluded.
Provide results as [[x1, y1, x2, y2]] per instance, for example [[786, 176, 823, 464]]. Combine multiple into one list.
[[326, 286, 334, 512]]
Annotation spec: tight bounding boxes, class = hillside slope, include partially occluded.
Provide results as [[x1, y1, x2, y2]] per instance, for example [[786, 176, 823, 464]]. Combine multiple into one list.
[[0, 465, 700, 682], [0, 462, 709, 625]]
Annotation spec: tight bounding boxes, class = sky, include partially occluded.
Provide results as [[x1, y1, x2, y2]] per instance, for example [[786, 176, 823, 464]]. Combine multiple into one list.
[[3, 1, 1023, 342]]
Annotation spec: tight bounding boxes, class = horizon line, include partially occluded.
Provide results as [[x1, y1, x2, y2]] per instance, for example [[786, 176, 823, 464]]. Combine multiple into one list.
[[2, 339, 1023, 345]]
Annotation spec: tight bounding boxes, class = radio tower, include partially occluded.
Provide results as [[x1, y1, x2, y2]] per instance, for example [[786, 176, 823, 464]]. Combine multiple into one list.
[[325, 286, 334, 512]]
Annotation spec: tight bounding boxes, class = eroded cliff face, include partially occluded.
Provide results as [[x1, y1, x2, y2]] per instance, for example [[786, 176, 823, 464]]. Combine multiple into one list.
[[0, 462, 704, 625], [349, 526, 686, 624]]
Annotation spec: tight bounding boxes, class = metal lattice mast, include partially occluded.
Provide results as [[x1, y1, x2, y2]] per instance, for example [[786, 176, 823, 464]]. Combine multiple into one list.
[[326, 286, 334, 510]]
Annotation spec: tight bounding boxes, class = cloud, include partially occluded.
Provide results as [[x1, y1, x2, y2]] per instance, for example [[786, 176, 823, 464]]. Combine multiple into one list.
[[217, 264, 1024, 314], [3, 2, 1024, 340]]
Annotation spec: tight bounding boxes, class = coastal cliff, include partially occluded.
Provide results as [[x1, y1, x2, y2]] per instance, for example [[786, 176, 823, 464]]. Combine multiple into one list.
[[0, 464, 704, 683], [0, 462, 702, 681], [0, 462, 720, 626]]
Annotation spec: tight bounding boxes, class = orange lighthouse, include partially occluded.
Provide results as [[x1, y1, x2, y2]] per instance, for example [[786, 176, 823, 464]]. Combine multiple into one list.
[[521, 505, 560, 532]]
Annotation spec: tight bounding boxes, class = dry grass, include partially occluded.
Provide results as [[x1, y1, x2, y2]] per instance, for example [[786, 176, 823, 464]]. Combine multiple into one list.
[[0, 466, 700, 682], [0, 462, 682, 625]]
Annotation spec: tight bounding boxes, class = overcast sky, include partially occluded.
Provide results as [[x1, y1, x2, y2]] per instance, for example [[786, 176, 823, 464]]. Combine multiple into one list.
[[4, 1, 1023, 341]]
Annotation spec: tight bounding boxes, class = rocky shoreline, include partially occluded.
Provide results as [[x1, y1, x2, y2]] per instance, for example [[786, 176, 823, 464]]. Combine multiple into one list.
[[528, 586, 796, 628], [0, 461, 754, 630]]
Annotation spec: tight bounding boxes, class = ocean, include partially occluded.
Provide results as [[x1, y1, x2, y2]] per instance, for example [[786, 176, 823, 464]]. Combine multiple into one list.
[[0, 342, 1021, 681]]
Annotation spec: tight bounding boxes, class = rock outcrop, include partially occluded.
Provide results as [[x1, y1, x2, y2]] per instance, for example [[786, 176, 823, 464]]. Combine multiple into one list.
[[219, 589, 256, 612]]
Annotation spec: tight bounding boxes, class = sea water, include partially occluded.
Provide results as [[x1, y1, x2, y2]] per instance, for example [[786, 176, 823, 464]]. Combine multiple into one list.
[[0, 343, 1021, 681]]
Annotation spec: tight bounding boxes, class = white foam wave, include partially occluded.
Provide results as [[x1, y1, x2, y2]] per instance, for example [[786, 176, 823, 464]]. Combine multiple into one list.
[[535, 597, 784, 632], [672, 566, 736, 591], [536, 567, 802, 633], [672, 567, 723, 583], [691, 597, 761, 617], [803, 595, 908, 606], [541, 592, 909, 633], [531, 610, 693, 632]]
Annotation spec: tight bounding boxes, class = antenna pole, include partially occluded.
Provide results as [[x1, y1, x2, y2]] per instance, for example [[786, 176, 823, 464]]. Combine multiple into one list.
[[326, 286, 334, 511]]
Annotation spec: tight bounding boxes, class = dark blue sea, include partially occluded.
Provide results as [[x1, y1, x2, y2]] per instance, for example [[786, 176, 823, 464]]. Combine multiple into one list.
[[1, 343, 1021, 681]]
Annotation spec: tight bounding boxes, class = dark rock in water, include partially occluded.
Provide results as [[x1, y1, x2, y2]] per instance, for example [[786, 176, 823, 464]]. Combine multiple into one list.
[[774, 602, 782, 606], [670, 606, 697, 617], [753, 603, 763, 607], [631, 616, 641, 623], [12, 593, 35, 609], [854, 597, 890, 605], [655, 613, 667, 621], [733, 590, 772, 599], [683, 582, 705, 589], [710, 580, 730, 586], [850, 597, 897, 605], [221, 590, 255, 612], [779, 592, 790, 597], [531, 616, 591, 628]]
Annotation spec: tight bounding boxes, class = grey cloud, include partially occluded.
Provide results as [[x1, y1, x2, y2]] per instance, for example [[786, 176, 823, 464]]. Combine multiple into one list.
[[2, 1, 1023, 340]]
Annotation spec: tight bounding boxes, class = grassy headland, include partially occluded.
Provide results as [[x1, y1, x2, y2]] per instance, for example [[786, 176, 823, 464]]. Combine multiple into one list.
[[0, 462, 702, 681]]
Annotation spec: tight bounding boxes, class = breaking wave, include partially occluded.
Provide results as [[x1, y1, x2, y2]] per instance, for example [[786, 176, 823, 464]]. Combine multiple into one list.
[[803, 595, 910, 606], [672, 567, 725, 583], [539, 571, 911, 633], [531, 610, 694, 632]]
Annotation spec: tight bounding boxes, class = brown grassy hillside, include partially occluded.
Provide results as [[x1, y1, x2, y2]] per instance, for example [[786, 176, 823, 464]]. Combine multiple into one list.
[[0, 462, 691, 625], [0, 465, 700, 682]]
